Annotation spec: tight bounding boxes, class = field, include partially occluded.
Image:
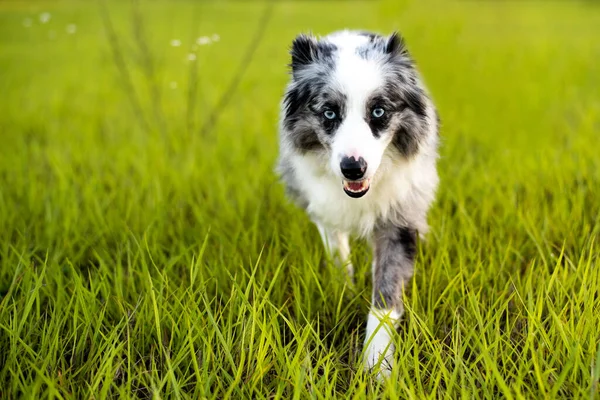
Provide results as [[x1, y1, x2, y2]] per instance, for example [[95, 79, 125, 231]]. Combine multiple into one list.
[[1, 0, 599, 398]]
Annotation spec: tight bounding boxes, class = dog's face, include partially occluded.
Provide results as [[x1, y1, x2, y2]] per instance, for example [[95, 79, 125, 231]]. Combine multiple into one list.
[[282, 31, 433, 198]]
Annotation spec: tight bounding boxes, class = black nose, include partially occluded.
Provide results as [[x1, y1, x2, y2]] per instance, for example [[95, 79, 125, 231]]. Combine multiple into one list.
[[340, 156, 367, 180]]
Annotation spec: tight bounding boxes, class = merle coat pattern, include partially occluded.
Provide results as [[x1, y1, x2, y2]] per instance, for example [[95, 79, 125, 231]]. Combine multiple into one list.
[[277, 30, 439, 376]]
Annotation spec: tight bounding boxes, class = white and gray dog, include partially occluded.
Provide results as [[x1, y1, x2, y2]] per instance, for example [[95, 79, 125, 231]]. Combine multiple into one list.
[[277, 30, 439, 375]]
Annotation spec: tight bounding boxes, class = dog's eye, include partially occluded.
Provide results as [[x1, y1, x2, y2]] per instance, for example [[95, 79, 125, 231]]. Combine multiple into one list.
[[372, 107, 385, 118], [323, 110, 336, 120]]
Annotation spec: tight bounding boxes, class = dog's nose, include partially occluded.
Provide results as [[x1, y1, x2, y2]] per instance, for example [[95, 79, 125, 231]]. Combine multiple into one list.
[[340, 156, 367, 180]]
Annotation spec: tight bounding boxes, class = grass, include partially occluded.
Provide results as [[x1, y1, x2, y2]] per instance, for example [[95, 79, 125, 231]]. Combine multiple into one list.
[[1, 0, 599, 398]]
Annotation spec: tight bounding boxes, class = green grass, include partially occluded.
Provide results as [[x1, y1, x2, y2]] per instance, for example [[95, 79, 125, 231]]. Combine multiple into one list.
[[1, 0, 599, 398]]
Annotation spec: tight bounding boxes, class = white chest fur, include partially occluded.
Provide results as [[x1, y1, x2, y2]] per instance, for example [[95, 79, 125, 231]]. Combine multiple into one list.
[[290, 149, 438, 237]]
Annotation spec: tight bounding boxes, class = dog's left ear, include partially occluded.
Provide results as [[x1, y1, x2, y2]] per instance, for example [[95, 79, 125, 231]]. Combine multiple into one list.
[[385, 32, 408, 57]]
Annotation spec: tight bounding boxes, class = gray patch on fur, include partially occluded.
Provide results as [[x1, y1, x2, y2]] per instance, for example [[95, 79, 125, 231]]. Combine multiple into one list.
[[276, 159, 310, 210], [372, 223, 418, 311]]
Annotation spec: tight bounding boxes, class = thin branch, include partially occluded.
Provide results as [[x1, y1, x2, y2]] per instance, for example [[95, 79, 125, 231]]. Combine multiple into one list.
[[198, 1, 275, 137], [99, 0, 151, 133], [131, 0, 167, 137], [186, 4, 203, 136]]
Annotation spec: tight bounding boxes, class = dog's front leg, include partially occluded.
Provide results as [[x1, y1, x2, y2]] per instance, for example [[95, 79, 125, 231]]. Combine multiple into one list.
[[315, 222, 353, 279], [363, 223, 417, 377]]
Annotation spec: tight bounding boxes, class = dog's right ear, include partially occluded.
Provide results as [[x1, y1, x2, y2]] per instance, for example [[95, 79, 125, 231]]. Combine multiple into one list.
[[290, 34, 318, 77]]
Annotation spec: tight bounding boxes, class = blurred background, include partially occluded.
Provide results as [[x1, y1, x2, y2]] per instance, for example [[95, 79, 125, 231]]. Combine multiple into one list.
[[0, 0, 599, 397], [1, 0, 598, 261]]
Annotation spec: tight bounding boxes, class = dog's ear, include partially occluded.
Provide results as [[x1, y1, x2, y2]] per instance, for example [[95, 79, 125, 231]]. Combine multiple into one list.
[[290, 34, 318, 75], [385, 32, 408, 57]]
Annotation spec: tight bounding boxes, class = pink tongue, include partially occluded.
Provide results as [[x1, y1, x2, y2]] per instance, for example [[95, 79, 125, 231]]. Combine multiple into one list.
[[347, 181, 364, 191]]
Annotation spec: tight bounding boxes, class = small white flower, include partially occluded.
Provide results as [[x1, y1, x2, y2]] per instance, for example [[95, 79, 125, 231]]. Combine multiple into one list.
[[23, 18, 32, 28], [170, 39, 181, 47], [196, 36, 211, 46], [66, 24, 77, 34], [169, 81, 178, 89], [187, 53, 197, 61], [211, 34, 220, 42], [39, 12, 51, 24]]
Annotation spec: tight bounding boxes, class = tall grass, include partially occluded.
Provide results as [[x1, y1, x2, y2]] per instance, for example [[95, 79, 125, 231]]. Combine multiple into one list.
[[0, 0, 599, 398]]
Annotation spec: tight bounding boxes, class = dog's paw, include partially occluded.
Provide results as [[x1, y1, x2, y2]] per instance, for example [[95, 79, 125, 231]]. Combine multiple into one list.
[[363, 329, 395, 379]]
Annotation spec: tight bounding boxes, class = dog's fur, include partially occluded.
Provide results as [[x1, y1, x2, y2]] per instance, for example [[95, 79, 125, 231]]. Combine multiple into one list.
[[276, 30, 439, 376]]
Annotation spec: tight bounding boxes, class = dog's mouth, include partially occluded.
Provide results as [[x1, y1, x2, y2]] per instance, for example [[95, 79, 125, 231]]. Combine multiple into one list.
[[343, 178, 370, 198]]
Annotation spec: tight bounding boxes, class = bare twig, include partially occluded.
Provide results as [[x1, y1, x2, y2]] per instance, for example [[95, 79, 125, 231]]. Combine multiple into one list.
[[131, 0, 167, 137], [198, 1, 275, 136], [99, 0, 151, 133], [186, 4, 204, 136]]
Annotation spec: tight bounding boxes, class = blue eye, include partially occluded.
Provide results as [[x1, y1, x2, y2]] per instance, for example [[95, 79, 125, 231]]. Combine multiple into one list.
[[323, 110, 336, 120], [372, 107, 385, 118]]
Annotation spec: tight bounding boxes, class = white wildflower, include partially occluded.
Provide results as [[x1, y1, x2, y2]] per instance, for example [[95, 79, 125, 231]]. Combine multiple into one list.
[[211, 34, 220, 42], [39, 12, 51, 24], [187, 53, 197, 61], [66, 24, 77, 34], [170, 39, 181, 47], [196, 36, 211, 46], [23, 18, 32, 28]]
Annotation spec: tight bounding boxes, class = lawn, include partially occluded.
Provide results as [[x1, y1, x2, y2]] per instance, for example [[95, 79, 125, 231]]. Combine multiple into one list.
[[0, 0, 599, 398]]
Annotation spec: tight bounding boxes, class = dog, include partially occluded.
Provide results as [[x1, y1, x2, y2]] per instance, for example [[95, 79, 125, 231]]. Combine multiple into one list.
[[276, 30, 439, 376]]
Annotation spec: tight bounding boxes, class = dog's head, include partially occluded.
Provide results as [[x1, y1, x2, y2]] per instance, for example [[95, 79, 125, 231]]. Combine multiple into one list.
[[281, 30, 436, 198]]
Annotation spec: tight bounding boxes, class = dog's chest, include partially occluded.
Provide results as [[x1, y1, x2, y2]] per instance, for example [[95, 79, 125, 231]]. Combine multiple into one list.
[[291, 156, 415, 236]]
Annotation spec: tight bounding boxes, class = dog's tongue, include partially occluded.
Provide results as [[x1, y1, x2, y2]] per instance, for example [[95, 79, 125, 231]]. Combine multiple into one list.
[[343, 179, 370, 193], [342, 179, 371, 198], [346, 181, 365, 191]]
